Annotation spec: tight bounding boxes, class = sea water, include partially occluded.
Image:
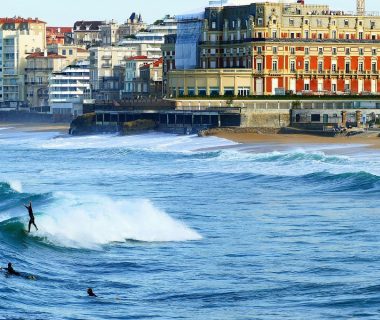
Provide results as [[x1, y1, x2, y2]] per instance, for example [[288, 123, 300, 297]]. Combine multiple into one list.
[[1, 129, 380, 319]]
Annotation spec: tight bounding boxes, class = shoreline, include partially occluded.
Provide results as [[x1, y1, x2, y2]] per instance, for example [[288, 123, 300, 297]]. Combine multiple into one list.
[[210, 130, 380, 149], [0, 122, 69, 134]]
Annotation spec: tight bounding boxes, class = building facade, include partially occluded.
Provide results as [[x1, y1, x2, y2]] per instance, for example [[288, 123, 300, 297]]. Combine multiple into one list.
[[46, 27, 73, 45], [48, 61, 91, 116], [118, 13, 147, 40], [25, 51, 67, 110], [123, 56, 155, 98], [0, 18, 46, 108], [139, 57, 163, 97], [48, 44, 89, 65], [167, 1, 380, 97], [73, 21, 103, 47]]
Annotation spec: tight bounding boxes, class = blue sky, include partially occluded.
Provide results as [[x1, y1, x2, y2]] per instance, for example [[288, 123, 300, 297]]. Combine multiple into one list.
[[3, 0, 379, 26]]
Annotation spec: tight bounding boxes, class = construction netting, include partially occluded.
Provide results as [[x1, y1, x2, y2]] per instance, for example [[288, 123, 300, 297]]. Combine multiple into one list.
[[175, 13, 204, 70]]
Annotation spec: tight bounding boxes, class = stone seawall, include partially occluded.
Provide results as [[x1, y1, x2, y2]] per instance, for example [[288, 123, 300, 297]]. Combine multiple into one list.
[[242, 109, 291, 128]]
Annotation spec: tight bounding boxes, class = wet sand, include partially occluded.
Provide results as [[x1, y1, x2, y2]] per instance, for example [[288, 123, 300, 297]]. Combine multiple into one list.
[[213, 131, 380, 149], [0, 123, 69, 133]]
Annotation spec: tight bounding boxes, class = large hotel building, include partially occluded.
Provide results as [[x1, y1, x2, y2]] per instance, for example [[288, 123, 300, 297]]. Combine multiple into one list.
[[166, 0, 380, 97]]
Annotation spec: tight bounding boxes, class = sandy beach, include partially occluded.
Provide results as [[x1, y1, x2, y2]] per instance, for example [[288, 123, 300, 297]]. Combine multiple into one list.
[[0, 122, 69, 133], [212, 130, 380, 149]]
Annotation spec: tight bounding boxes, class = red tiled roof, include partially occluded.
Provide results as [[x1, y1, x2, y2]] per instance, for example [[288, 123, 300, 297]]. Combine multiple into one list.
[[0, 17, 46, 24], [127, 55, 149, 61], [26, 52, 66, 59], [77, 48, 88, 53], [153, 57, 163, 67], [47, 27, 73, 33], [140, 57, 163, 69]]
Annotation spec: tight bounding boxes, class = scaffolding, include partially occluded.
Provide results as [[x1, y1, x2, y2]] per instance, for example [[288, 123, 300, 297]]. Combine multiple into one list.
[[175, 13, 204, 70]]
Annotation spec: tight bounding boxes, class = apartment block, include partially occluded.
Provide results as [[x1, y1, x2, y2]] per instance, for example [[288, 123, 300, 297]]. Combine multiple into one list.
[[167, 1, 380, 97], [48, 61, 91, 116], [73, 21, 103, 47], [46, 27, 73, 45], [25, 51, 67, 110], [0, 18, 46, 108]]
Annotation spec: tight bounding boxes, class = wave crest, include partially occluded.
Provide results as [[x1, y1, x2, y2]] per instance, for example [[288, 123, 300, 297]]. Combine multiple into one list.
[[28, 193, 202, 249]]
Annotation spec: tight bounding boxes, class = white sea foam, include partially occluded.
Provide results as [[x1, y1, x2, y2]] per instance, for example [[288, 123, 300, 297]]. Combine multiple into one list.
[[37, 132, 237, 152], [33, 193, 202, 249], [8, 180, 23, 193]]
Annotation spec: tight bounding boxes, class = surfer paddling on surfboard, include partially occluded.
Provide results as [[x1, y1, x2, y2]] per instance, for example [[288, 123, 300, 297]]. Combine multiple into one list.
[[1, 263, 21, 276], [24, 201, 38, 233]]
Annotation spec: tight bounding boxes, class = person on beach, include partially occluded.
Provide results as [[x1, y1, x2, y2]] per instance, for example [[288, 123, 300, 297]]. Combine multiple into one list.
[[2, 263, 21, 276], [24, 201, 38, 233], [87, 288, 97, 297]]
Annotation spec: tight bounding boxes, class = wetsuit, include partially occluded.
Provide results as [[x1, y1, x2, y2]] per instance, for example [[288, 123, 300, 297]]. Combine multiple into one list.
[[5, 266, 20, 276], [25, 204, 38, 232]]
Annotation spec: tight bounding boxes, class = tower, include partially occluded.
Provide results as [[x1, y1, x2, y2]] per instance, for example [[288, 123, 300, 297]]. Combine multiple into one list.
[[357, 0, 365, 16]]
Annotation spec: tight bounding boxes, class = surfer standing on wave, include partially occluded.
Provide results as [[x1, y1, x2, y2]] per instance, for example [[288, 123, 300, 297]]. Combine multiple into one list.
[[24, 201, 38, 233]]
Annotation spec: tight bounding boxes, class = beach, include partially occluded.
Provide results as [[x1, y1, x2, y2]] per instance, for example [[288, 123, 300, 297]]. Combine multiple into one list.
[[211, 130, 380, 148], [0, 122, 69, 133]]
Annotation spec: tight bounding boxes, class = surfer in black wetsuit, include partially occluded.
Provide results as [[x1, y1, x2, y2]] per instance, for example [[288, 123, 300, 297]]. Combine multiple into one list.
[[87, 288, 97, 297], [3, 263, 20, 276], [24, 201, 38, 233]]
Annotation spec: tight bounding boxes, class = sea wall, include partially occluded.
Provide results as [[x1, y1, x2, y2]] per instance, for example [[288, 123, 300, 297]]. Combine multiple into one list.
[[241, 109, 291, 128]]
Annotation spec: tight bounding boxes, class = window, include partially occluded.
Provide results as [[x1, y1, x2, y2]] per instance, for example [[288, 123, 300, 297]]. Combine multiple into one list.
[[290, 47, 295, 55], [345, 62, 350, 73], [359, 32, 363, 40], [272, 31, 277, 38], [332, 63, 337, 72], [372, 48, 377, 55], [305, 31, 309, 39], [62, 49, 66, 55], [304, 19, 309, 25], [212, 22, 216, 29], [257, 62, 262, 71], [344, 19, 349, 27], [359, 48, 364, 55], [332, 31, 337, 39], [318, 33, 323, 40], [346, 33, 350, 40], [289, 19, 294, 26], [304, 83, 310, 91], [290, 60, 295, 72], [372, 62, 377, 73], [257, 18, 263, 26], [305, 47, 310, 55], [272, 60, 278, 71], [345, 48, 350, 55], [273, 47, 278, 54], [318, 61, 323, 73], [318, 48, 323, 55], [359, 62, 364, 72], [305, 61, 309, 72], [257, 46, 262, 54], [332, 47, 337, 55]]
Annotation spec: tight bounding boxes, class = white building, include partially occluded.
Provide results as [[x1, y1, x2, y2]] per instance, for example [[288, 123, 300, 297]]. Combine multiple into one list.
[[123, 56, 155, 98], [48, 61, 90, 116], [0, 18, 46, 108], [147, 16, 177, 35]]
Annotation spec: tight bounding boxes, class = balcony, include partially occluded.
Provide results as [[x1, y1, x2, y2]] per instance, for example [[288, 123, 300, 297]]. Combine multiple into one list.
[[102, 64, 112, 68]]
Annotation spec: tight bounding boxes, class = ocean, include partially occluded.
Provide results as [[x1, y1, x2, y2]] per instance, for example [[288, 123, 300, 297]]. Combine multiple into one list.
[[1, 129, 380, 319]]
